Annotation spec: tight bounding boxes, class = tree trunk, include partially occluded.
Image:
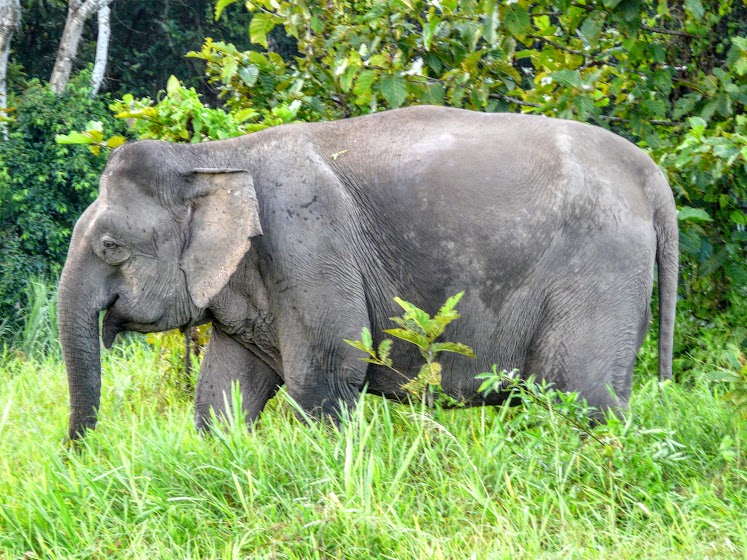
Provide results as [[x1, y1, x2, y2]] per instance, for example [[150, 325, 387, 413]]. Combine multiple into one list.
[[90, 4, 110, 96], [49, 0, 115, 95], [0, 0, 20, 139]]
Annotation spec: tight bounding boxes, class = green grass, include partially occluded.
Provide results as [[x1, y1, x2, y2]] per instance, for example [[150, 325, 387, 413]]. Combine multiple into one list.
[[0, 328, 745, 559], [1, 282, 745, 558]]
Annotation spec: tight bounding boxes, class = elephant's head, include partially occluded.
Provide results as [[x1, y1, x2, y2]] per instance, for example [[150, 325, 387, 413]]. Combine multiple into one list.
[[58, 141, 262, 439]]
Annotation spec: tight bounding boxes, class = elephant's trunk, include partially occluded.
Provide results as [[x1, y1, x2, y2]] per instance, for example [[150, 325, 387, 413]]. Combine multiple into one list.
[[58, 208, 111, 440]]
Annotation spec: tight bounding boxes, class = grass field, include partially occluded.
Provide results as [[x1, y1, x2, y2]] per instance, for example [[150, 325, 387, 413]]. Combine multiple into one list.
[[0, 286, 745, 558]]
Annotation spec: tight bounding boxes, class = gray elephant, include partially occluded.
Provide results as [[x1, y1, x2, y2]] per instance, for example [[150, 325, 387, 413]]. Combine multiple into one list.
[[58, 105, 678, 440]]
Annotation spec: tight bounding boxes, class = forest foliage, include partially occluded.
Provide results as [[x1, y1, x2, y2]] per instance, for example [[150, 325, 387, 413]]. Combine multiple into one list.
[[0, 0, 746, 338]]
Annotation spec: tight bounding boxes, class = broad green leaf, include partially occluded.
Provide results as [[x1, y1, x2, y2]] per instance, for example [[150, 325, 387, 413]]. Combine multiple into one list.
[[449, 84, 466, 106], [686, 116, 707, 134], [406, 310, 435, 338], [378, 339, 393, 363], [422, 82, 445, 105], [214, 0, 238, 20], [431, 342, 476, 358], [234, 108, 260, 123], [166, 75, 182, 100], [388, 316, 421, 332], [640, 98, 667, 118], [368, 54, 389, 68], [459, 21, 481, 52], [504, 4, 532, 40], [310, 14, 324, 33], [105, 136, 126, 149], [619, 0, 642, 23], [393, 297, 416, 314], [579, 14, 603, 48], [354, 69, 377, 97], [343, 337, 375, 357], [651, 70, 673, 96], [730, 211, 747, 226], [423, 18, 439, 51], [476, 366, 505, 396], [437, 292, 464, 317], [361, 327, 373, 351], [533, 15, 552, 35], [55, 131, 95, 145], [678, 207, 713, 223], [482, 3, 499, 45], [83, 129, 102, 143], [684, 0, 704, 20], [114, 107, 158, 120], [221, 57, 238, 82], [250, 13, 278, 48], [237, 64, 259, 87], [550, 69, 582, 89], [247, 51, 268, 65], [340, 66, 357, 92], [379, 75, 407, 109], [383, 328, 429, 351], [477, 378, 496, 395], [648, 43, 667, 64], [461, 50, 484, 74]]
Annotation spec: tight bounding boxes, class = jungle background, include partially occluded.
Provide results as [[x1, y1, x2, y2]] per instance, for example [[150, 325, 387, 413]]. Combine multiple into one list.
[[0, 0, 745, 557]]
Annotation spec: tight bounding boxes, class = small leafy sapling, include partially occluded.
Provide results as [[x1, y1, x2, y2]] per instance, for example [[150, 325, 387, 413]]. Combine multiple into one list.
[[477, 365, 602, 441], [345, 292, 475, 407], [475, 364, 519, 398]]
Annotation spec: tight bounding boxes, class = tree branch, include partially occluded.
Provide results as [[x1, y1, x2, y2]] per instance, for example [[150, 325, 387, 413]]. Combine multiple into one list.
[[641, 24, 697, 39], [529, 35, 587, 57], [489, 93, 541, 108]]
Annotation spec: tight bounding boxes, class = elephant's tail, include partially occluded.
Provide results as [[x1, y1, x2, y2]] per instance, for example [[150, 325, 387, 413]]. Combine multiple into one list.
[[653, 172, 679, 382]]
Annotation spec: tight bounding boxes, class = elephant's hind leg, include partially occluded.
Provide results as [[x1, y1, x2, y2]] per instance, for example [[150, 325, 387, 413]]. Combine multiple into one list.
[[525, 268, 652, 419], [526, 309, 638, 419], [194, 327, 282, 432]]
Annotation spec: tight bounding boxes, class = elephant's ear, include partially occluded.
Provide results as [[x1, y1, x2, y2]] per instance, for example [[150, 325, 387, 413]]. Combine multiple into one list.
[[181, 168, 262, 309]]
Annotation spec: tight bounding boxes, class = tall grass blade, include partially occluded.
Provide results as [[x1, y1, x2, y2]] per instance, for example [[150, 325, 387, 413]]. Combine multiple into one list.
[[17, 277, 60, 359]]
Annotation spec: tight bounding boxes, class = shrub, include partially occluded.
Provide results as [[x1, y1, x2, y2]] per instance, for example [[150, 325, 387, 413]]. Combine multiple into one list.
[[0, 71, 127, 333]]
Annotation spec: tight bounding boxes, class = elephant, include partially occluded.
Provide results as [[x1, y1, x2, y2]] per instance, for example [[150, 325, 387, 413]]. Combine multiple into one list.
[[58, 105, 679, 440]]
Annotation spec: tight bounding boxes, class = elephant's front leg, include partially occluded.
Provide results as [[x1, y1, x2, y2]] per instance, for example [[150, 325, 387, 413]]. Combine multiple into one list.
[[277, 303, 370, 422], [194, 327, 282, 432]]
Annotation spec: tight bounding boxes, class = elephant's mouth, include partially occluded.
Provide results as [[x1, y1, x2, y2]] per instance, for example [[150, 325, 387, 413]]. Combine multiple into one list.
[[101, 296, 124, 349], [101, 295, 161, 349]]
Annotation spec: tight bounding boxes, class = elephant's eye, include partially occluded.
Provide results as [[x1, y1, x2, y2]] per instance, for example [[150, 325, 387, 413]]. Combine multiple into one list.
[[99, 236, 130, 265]]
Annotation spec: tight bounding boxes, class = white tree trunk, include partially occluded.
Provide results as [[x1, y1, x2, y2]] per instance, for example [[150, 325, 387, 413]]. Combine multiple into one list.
[[0, 0, 21, 139], [90, 4, 110, 96], [49, 0, 115, 95]]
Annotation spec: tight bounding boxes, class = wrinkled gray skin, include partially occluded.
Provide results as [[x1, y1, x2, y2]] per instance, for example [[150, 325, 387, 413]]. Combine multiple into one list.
[[58, 106, 679, 440]]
